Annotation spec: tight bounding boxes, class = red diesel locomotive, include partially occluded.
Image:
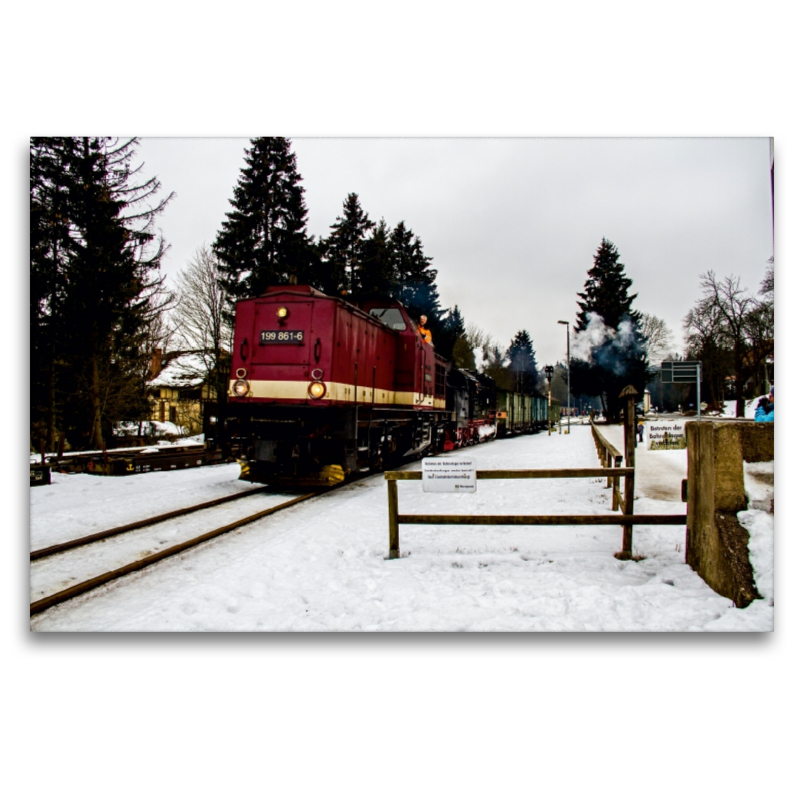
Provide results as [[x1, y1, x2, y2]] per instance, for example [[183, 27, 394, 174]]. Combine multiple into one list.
[[221, 285, 451, 483]]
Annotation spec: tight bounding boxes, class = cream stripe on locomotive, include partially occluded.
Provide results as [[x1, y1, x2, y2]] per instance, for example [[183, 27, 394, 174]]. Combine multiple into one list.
[[230, 379, 446, 409]]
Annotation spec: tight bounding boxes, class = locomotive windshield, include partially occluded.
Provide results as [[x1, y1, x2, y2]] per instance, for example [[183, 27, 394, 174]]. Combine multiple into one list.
[[368, 307, 407, 330]]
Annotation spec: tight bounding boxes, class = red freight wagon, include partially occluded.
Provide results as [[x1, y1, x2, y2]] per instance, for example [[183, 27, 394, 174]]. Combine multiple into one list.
[[222, 285, 450, 484]]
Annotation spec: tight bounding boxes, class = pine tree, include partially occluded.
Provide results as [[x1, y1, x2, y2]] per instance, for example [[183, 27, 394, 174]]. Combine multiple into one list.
[[63, 138, 173, 448], [452, 338, 477, 370], [436, 305, 466, 363], [483, 344, 513, 390], [30, 137, 173, 450], [31, 137, 78, 449], [390, 221, 440, 325], [357, 218, 396, 299], [214, 138, 314, 316], [506, 330, 539, 393], [571, 238, 648, 422], [323, 192, 375, 297], [577, 238, 641, 331]]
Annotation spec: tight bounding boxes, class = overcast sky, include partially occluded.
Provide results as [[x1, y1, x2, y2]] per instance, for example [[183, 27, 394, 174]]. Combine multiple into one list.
[[137, 136, 772, 366]]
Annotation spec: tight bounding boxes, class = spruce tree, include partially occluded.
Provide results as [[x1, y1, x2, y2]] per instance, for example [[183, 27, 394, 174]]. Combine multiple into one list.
[[322, 192, 375, 297], [214, 138, 314, 316], [390, 221, 440, 324], [31, 137, 78, 449], [30, 137, 173, 450], [359, 218, 397, 298], [452, 338, 477, 370], [64, 138, 172, 448], [483, 344, 513, 390], [506, 330, 539, 393], [436, 305, 466, 363], [571, 238, 648, 422]]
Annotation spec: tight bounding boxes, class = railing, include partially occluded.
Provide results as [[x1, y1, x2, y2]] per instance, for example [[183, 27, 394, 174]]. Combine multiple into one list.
[[590, 418, 624, 510], [385, 467, 686, 561]]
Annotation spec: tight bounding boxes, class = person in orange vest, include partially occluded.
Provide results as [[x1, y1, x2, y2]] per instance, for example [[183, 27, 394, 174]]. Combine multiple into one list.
[[417, 315, 432, 344]]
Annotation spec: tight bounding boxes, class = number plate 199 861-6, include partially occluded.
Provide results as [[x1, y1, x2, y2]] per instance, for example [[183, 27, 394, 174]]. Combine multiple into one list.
[[260, 330, 304, 344]]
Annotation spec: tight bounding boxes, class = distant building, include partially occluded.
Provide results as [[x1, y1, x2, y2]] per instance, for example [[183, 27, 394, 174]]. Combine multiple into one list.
[[147, 349, 219, 435]]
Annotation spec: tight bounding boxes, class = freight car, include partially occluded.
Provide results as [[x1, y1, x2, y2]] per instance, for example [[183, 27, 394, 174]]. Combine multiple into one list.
[[495, 389, 549, 436], [216, 284, 551, 484]]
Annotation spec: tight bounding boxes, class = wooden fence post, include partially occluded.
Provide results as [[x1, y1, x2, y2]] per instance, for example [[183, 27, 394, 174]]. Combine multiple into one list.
[[611, 454, 619, 510], [613, 454, 623, 511], [617, 385, 638, 559], [387, 478, 400, 559]]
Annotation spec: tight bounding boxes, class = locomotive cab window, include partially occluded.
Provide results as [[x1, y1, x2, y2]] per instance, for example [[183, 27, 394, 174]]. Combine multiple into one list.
[[368, 308, 407, 331]]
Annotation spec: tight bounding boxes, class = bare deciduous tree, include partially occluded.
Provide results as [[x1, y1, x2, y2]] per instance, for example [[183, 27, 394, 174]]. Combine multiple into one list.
[[639, 313, 675, 366], [133, 279, 177, 433], [761, 257, 774, 298], [747, 258, 775, 395], [685, 271, 758, 417], [684, 298, 730, 410], [173, 245, 233, 407], [464, 322, 490, 354]]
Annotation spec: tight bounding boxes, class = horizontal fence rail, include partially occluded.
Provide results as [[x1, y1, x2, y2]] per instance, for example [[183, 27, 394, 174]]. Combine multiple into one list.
[[385, 468, 633, 481], [589, 420, 623, 462], [397, 514, 688, 526]]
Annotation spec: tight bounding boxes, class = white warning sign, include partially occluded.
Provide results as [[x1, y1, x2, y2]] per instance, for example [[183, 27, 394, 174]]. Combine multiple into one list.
[[421, 457, 477, 493], [646, 420, 687, 450]]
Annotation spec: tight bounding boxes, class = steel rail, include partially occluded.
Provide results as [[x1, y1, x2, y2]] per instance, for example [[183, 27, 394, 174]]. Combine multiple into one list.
[[30, 485, 272, 561]]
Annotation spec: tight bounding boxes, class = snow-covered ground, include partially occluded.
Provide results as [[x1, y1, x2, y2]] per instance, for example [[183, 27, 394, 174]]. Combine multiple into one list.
[[30, 426, 772, 632], [30, 461, 256, 552], [29, 466, 302, 603]]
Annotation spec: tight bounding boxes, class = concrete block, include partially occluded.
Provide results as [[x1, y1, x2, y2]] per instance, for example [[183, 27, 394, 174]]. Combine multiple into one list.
[[685, 420, 772, 608]]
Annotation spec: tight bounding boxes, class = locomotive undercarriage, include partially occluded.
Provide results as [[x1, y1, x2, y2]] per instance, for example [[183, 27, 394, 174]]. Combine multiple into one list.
[[221, 404, 448, 485]]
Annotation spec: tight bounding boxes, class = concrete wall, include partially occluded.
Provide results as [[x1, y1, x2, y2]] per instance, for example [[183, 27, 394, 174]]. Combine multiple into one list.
[[685, 420, 773, 608]]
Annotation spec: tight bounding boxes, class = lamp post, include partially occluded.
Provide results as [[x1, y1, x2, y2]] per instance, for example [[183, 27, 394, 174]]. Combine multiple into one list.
[[558, 320, 570, 434], [544, 365, 554, 435]]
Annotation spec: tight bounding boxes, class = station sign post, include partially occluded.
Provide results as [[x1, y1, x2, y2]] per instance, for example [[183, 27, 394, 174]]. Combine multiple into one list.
[[661, 360, 702, 420]]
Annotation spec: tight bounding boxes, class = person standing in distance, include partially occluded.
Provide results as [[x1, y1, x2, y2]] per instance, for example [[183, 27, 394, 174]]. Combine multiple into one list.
[[755, 386, 774, 422]]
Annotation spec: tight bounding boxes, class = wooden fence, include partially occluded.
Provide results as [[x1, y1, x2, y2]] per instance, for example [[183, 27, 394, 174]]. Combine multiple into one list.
[[385, 467, 686, 561], [385, 387, 687, 562]]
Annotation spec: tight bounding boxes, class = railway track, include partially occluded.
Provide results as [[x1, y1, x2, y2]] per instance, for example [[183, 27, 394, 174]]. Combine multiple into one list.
[[30, 485, 331, 617], [30, 483, 272, 561]]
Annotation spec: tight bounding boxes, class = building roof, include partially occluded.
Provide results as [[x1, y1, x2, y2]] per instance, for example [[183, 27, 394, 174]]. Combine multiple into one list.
[[148, 353, 209, 389]]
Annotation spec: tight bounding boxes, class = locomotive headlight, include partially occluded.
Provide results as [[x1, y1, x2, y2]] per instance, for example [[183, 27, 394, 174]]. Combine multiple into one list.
[[233, 379, 250, 397], [276, 306, 289, 319], [308, 380, 327, 399]]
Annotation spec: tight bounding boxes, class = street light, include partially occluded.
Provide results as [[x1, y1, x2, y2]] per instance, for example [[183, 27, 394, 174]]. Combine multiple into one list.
[[558, 320, 571, 434]]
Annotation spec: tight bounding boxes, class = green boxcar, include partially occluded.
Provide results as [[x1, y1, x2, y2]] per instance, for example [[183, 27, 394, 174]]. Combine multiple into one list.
[[496, 390, 549, 435]]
